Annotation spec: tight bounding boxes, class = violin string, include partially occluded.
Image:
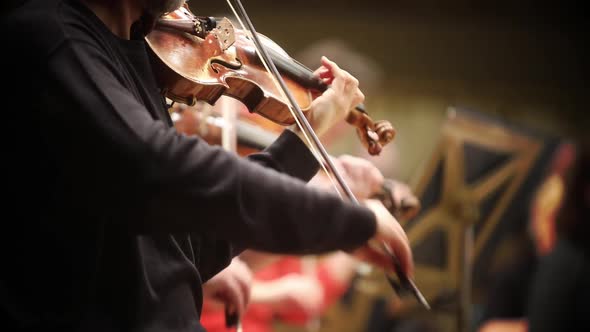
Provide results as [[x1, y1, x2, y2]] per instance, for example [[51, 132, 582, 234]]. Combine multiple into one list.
[[224, 0, 344, 200]]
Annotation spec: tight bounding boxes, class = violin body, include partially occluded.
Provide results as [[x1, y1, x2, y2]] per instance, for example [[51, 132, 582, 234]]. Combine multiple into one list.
[[146, 5, 315, 125]]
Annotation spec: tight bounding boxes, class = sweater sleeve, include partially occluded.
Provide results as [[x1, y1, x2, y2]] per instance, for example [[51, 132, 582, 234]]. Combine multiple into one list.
[[247, 129, 320, 182], [43, 39, 376, 255]]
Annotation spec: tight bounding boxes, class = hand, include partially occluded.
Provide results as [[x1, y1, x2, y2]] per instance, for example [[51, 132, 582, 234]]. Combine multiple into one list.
[[335, 154, 384, 200], [379, 179, 421, 221], [202, 257, 253, 317], [290, 56, 364, 138], [309, 154, 384, 200], [352, 199, 414, 278]]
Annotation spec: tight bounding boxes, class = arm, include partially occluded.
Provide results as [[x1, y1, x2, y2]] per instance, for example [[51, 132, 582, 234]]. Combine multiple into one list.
[[44, 39, 376, 254], [246, 129, 319, 181]]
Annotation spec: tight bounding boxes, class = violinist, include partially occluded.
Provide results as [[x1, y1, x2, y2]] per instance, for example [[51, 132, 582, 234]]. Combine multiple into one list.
[[526, 141, 590, 332], [0, 2, 413, 332], [477, 142, 578, 332]]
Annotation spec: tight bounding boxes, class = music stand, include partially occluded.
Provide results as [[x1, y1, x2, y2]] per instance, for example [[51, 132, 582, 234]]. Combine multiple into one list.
[[398, 107, 563, 332]]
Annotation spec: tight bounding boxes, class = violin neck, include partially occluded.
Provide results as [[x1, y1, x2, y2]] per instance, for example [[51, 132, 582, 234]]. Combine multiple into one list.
[[266, 48, 327, 92]]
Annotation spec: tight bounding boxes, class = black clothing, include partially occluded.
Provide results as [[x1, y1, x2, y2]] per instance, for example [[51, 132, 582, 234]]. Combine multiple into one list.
[[527, 239, 590, 332], [0, 1, 376, 332], [478, 247, 538, 323]]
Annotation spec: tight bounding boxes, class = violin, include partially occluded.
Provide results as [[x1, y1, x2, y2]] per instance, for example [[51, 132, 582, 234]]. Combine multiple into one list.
[[145, 4, 395, 156]]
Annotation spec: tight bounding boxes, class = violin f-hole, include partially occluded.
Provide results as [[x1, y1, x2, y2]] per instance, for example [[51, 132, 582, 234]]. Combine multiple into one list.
[[210, 57, 243, 73]]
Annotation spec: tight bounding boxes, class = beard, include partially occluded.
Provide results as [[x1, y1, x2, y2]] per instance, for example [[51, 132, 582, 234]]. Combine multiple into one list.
[[142, 0, 185, 18]]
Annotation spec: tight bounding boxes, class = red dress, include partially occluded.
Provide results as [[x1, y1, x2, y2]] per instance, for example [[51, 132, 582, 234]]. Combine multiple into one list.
[[199, 256, 349, 332]]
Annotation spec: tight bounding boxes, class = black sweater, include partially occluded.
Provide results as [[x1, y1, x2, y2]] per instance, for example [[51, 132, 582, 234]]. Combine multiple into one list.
[[0, 1, 376, 331]]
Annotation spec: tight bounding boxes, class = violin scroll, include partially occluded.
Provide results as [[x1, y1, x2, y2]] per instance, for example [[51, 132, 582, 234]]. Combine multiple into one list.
[[346, 109, 396, 156]]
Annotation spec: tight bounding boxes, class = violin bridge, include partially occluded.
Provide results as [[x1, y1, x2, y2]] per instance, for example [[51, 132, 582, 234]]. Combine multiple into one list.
[[211, 18, 236, 52]]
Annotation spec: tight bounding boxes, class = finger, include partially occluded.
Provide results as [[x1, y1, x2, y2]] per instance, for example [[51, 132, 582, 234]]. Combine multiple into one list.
[[320, 56, 350, 83], [320, 56, 337, 71], [233, 260, 253, 307], [396, 193, 417, 214], [387, 223, 414, 277], [349, 156, 381, 185], [340, 158, 359, 178], [344, 74, 359, 91], [321, 77, 334, 86], [352, 89, 365, 108], [312, 62, 332, 76], [368, 200, 413, 276], [235, 272, 252, 308], [223, 278, 247, 316], [338, 78, 363, 111], [370, 167, 385, 194], [338, 72, 357, 97], [375, 199, 410, 245], [321, 56, 346, 92], [312, 66, 325, 76], [390, 212, 410, 244], [332, 158, 347, 176], [392, 182, 412, 207], [357, 160, 374, 182], [338, 69, 359, 95], [399, 197, 421, 221], [314, 67, 333, 85], [339, 155, 362, 175], [317, 68, 333, 79], [353, 245, 393, 270], [313, 66, 334, 87]]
